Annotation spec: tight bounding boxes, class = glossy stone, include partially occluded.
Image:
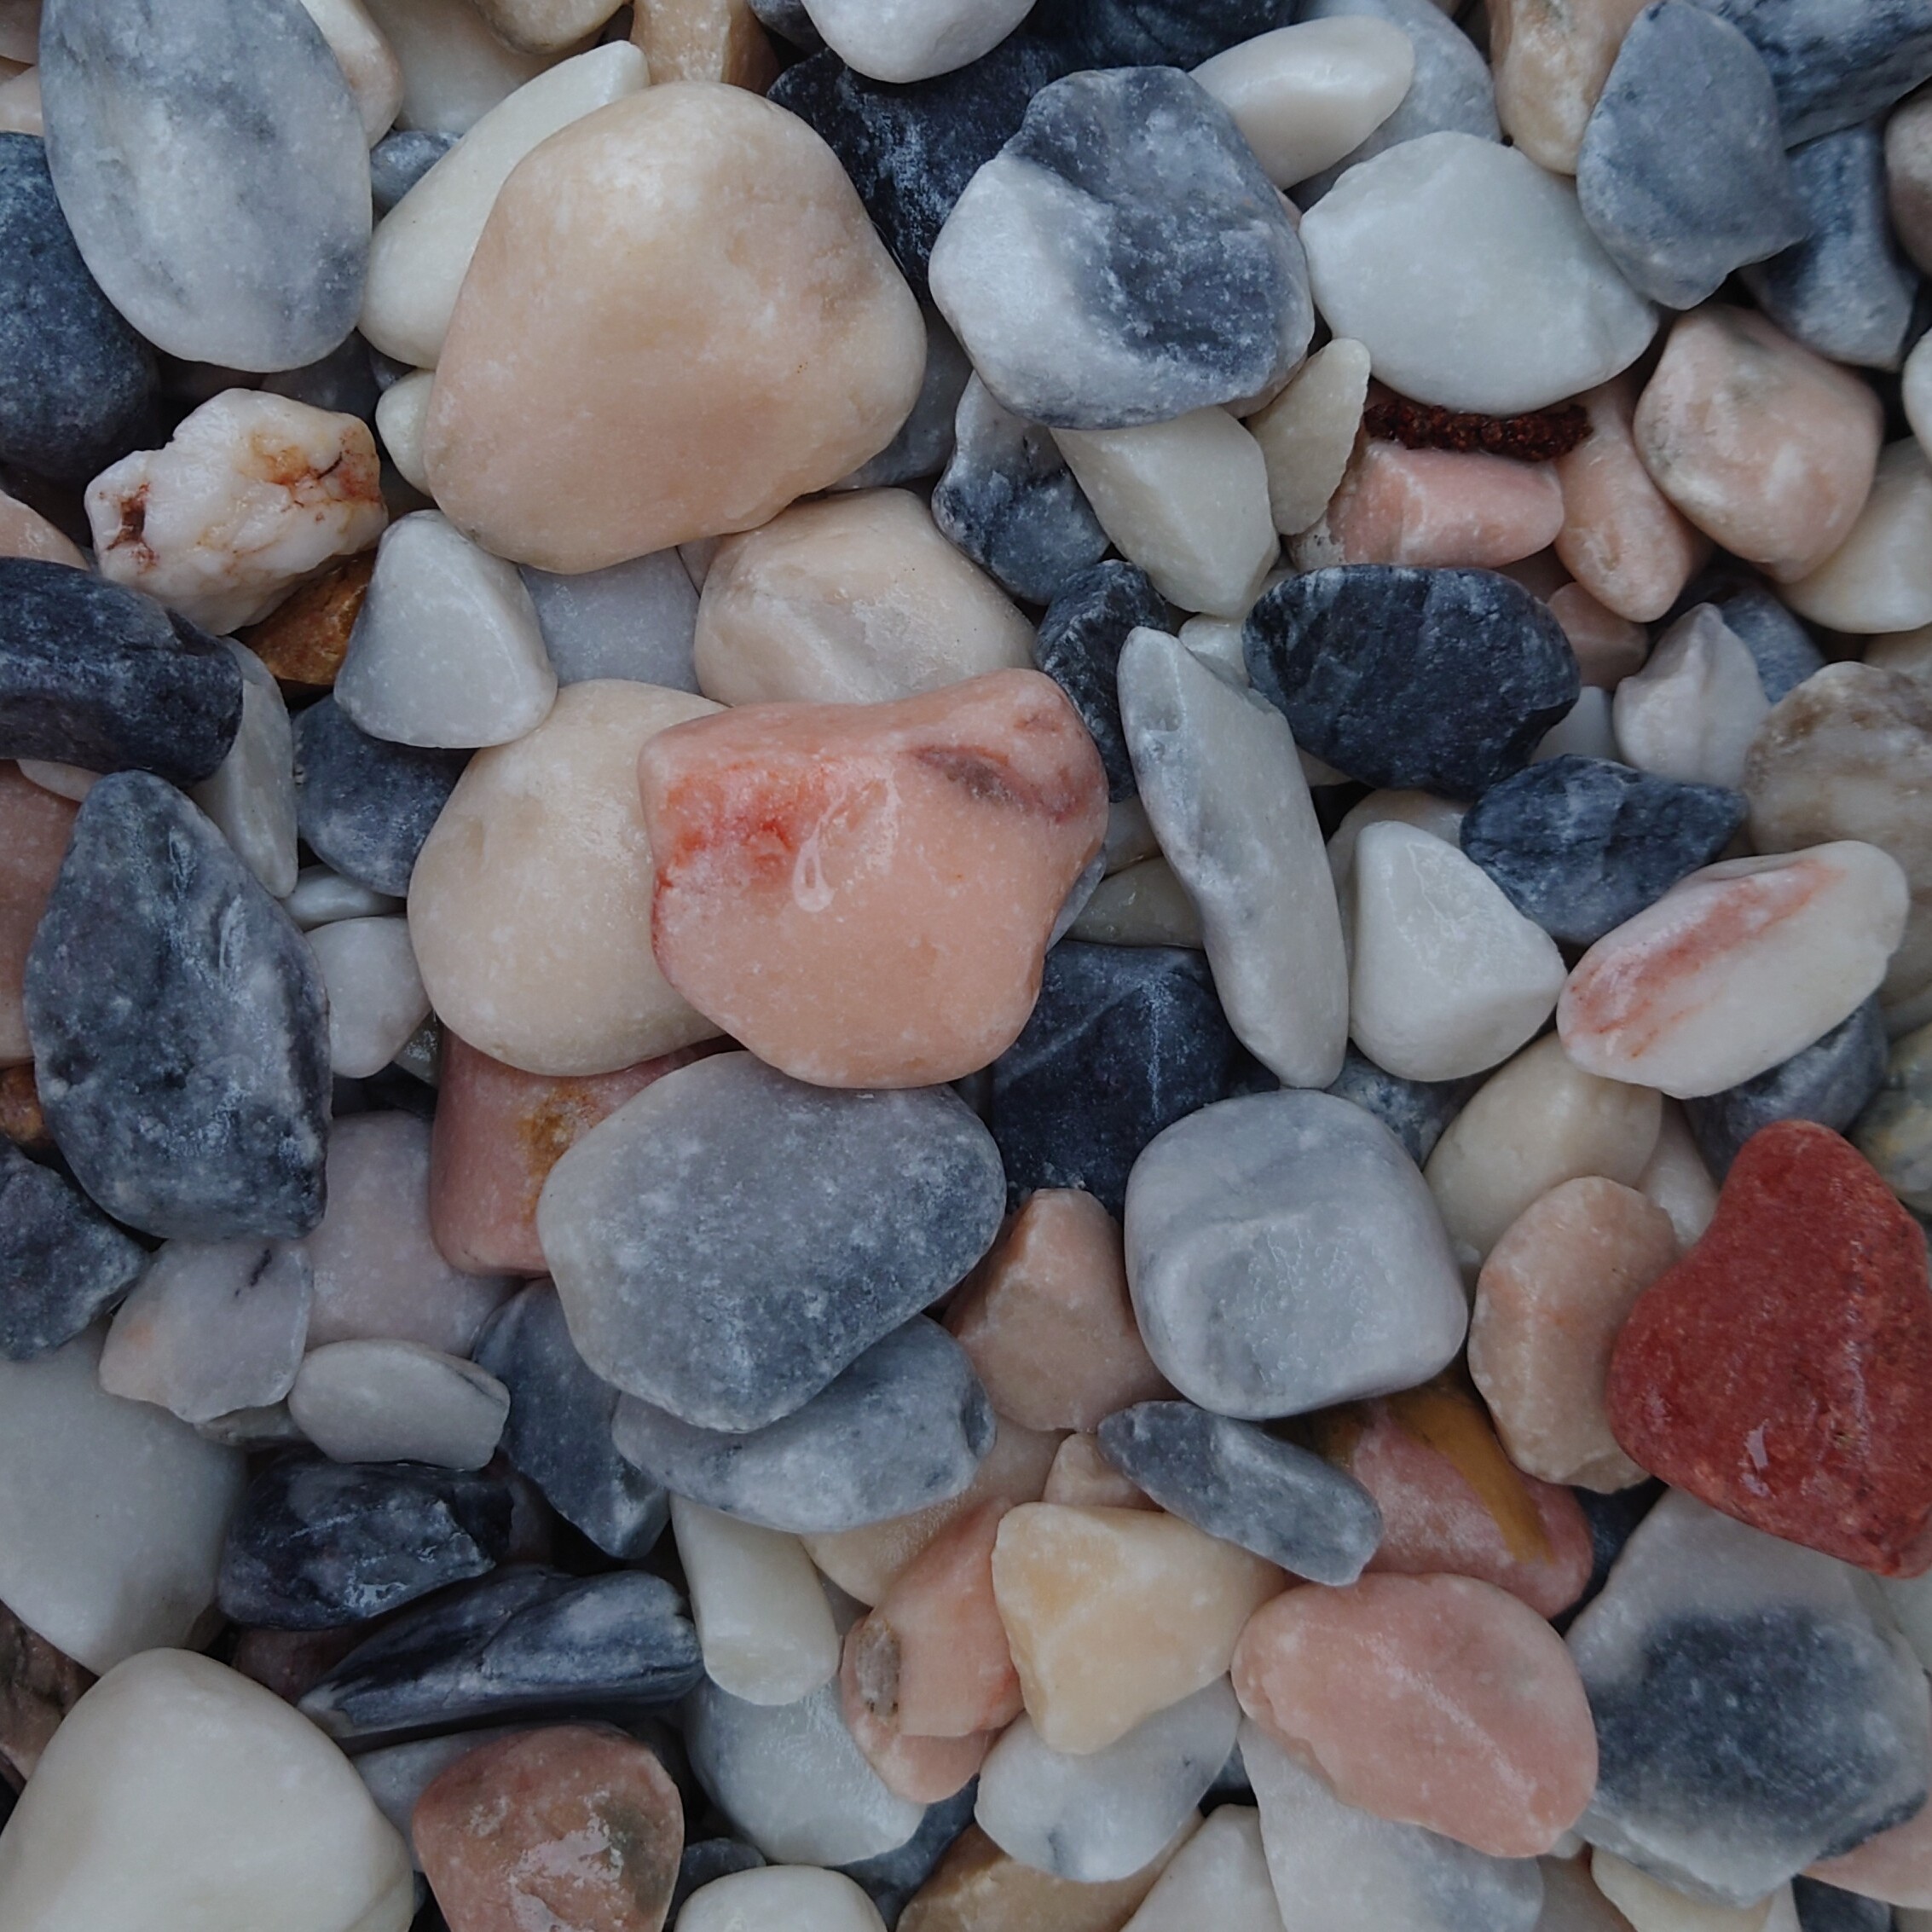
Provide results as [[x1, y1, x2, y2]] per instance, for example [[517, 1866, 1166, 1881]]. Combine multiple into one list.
[[287, 1340, 507, 1470], [1246, 337, 1372, 538]]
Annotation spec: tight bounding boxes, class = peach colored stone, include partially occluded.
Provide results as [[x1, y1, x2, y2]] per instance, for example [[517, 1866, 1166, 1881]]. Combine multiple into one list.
[[1490, 0, 1651, 173], [631, 0, 778, 86], [1632, 307, 1883, 584], [899, 1819, 1197, 1932], [0, 67, 41, 138], [0, 490, 80, 568], [991, 1503, 1281, 1755], [1550, 581, 1651, 688], [241, 551, 373, 691], [839, 1631, 994, 1804], [423, 85, 925, 572], [1555, 376, 1706, 623], [1468, 1177, 1680, 1490], [1232, 1572, 1598, 1856], [693, 490, 1033, 707], [414, 1725, 682, 1932], [1317, 1380, 1595, 1617], [1315, 441, 1565, 570], [468, 0, 622, 54], [1808, 1715, 1932, 1906], [639, 670, 1108, 1088], [1043, 1433, 1154, 1511], [946, 1190, 1171, 1433], [428, 1032, 722, 1275], [0, 765, 75, 1067]]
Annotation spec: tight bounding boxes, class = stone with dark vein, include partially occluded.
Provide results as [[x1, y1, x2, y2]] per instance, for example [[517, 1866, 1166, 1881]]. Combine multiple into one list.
[[1033, 561, 1171, 801]]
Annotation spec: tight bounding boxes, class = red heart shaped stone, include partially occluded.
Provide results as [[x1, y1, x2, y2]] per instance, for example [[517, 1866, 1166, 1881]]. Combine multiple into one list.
[[1606, 1119, 1932, 1576]]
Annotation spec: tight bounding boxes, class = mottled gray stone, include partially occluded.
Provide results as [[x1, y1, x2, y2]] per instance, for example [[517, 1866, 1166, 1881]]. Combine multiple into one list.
[[0, 1139, 144, 1360], [1324, 1048, 1478, 1167], [369, 129, 456, 214], [519, 551, 700, 691]]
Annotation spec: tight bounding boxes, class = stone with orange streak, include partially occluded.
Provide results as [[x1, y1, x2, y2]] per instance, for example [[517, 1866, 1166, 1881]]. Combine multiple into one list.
[[838, 1629, 993, 1804], [1557, 842, 1911, 1098], [639, 669, 1109, 1088], [1314, 441, 1565, 570], [1489, 0, 1651, 172], [0, 763, 76, 1067], [0, 489, 81, 569], [1231, 1572, 1598, 1858], [630, 0, 778, 87], [1548, 581, 1650, 688], [1043, 1433, 1154, 1511]]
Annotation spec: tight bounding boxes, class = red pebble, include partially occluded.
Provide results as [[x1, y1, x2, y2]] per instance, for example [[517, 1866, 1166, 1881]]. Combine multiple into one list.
[[1607, 1119, 1932, 1576]]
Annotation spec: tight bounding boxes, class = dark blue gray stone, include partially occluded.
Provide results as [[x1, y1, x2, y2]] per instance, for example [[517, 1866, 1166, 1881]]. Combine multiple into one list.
[[0, 134, 156, 483], [23, 772, 329, 1241], [1033, 560, 1171, 800], [1324, 1047, 1478, 1168], [1704, 577, 1825, 701], [930, 376, 1110, 605], [747, 0, 819, 44], [1243, 567, 1580, 799], [1684, 998, 1889, 1177], [0, 560, 241, 784], [672, 1842, 766, 1920], [471, 1283, 668, 1561], [1033, 0, 1293, 69], [1576, 0, 1809, 310], [1743, 125, 1918, 369], [262, 331, 381, 423], [0, 1139, 144, 1360], [217, 1455, 513, 1629], [1096, 1400, 1383, 1582], [612, 1318, 993, 1534], [840, 1782, 978, 1929], [1458, 755, 1748, 947], [292, 696, 466, 897], [836, 315, 970, 490], [987, 940, 1247, 1216], [1792, 1877, 1895, 1932], [769, 38, 1069, 296], [369, 129, 457, 213], [298, 1565, 703, 1744]]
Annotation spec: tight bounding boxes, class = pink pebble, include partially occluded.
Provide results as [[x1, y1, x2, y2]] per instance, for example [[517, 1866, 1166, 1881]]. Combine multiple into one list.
[[839, 1625, 993, 1803], [1320, 441, 1565, 570]]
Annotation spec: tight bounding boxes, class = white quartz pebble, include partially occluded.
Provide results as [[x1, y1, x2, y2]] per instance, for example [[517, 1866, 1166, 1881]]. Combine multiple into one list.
[[1634, 1102, 1719, 1250], [298, 0, 404, 142], [1535, 687, 1619, 764], [1299, 132, 1655, 414], [1244, 337, 1374, 537], [672, 1494, 842, 1707], [678, 1866, 887, 1932], [360, 43, 645, 367], [335, 509, 558, 748], [1591, 1853, 1799, 1932], [1350, 820, 1568, 1083], [1123, 1804, 1287, 1932], [1054, 409, 1279, 617], [287, 1338, 509, 1467], [1193, 20, 1414, 188], [1119, 627, 1347, 1085], [800, 0, 1033, 82], [15, 759, 95, 801], [99, 1236, 313, 1424], [192, 639, 298, 899], [1783, 440, 1932, 634], [523, 547, 702, 691], [1328, 788, 1469, 898], [306, 915, 429, 1079], [976, 1680, 1241, 1883], [359, 0, 557, 133], [1611, 605, 1769, 789], [0, 1330, 245, 1674], [373, 367, 432, 493], [284, 865, 403, 929]]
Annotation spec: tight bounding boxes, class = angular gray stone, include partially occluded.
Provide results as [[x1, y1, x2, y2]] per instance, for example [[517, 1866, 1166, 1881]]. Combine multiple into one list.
[[0, 1138, 144, 1361]]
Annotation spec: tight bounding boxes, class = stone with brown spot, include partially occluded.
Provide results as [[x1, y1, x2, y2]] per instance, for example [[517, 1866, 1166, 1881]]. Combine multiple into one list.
[[0, 1602, 90, 1783], [899, 1819, 1197, 1932], [0, 1061, 48, 1149], [838, 1627, 994, 1803], [242, 551, 375, 691]]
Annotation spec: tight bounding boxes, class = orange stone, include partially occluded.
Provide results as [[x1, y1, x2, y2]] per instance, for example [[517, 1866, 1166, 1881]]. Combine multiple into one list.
[[0, 1062, 48, 1150], [639, 669, 1108, 1087], [899, 1820, 1197, 1932], [1317, 441, 1565, 570], [839, 1628, 994, 1803], [0, 764, 77, 1067], [240, 550, 374, 690], [1042, 1432, 1154, 1510], [630, 0, 778, 88]]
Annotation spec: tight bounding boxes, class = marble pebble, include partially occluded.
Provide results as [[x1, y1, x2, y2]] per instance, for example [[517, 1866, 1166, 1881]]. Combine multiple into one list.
[[359, 0, 558, 136], [896, 1818, 1197, 1932], [1856, 1021, 1932, 1214], [1489, 0, 1649, 172], [1035, 561, 1171, 802], [298, 0, 404, 141], [680, 1866, 887, 1932], [189, 640, 298, 901], [1637, 1101, 1721, 1248], [1611, 604, 1770, 790], [1323, 1046, 1478, 1168], [308, 915, 426, 1080], [0, 1137, 142, 1361], [629, 0, 781, 92], [1119, 1805, 1286, 1932], [1698, 578, 1823, 704], [0, 767, 72, 1068], [368, 128, 455, 211], [1067, 858, 1206, 950], [1592, 1853, 1801, 1932], [521, 547, 701, 692], [801, 0, 1032, 84], [1783, 439, 1932, 635], [1244, 336, 1373, 539], [287, 1339, 508, 1469]]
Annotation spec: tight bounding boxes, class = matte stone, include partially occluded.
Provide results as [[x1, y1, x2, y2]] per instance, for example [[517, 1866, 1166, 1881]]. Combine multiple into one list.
[[1324, 1047, 1478, 1168], [1856, 1021, 1932, 1216], [1035, 561, 1171, 801], [840, 1782, 979, 1927], [0, 1139, 142, 1359], [1791, 1877, 1894, 1932], [674, 1842, 766, 1921], [897, 1819, 1194, 1932]]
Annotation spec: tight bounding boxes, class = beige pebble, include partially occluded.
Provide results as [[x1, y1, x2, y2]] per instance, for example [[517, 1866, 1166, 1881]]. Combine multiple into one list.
[[468, 0, 622, 53], [1042, 1433, 1154, 1511], [1067, 858, 1205, 948], [1489, 0, 1651, 173], [1635, 1102, 1719, 1248], [1243, 338, 1371, 538], [1549, 582, 1649, 689], [359, 0, 558, 135], [1592, 1851, 1797, 1932], [298, 0, 404, 142], [1327, 787, 1467, 899], [631, 0, 778, 86], [1611, 604, 1768, 789], [0, 488, 81, 567], [1781, 439, 1932, 634], [1867, 626, 1932, 696], [373, 370, 432, 494], [899, 1819, 1198, 1932], [0, 64, 40, 136]]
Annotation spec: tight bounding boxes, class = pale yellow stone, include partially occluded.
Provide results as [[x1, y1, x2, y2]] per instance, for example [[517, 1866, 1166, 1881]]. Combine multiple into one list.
[[1868, 626, 1932, 696], [1592, 1852, 1796, 1932], [1244, 341, 1369, 536], [373, 370, 432, 494], [470, 0, 623, 53], [693, 490, 1033, 706], [0, 65, 40, 136], [1636, 1102, 1719, 1249], [631, 0, 778, 86], [1490, 0, 1651, 174], [1783, 440, 1932, 634], [1067, 858, 1205, 948], [406, 680, 725, 1077], [360, 0, 558, 135], [1042, 1434, 1154, 1511], [423, 84, 925, 572], [899, 1819, 1199, 1932], [297, 0, 404, 142]]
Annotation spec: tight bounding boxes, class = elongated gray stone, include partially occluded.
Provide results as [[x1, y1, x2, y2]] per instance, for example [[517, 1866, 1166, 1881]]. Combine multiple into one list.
[[0, 1139, 144, 1361], [537, 1051, 1005, 1432], [40, 0, 371, 371]]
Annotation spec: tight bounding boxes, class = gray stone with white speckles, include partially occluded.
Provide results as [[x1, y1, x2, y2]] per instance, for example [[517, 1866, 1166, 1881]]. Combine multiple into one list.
[[369, 130, 456, 214], [0, 1139, 144, 1360], [1703, 579, 1824, 702], [1324, 1047, 1478, 1168]]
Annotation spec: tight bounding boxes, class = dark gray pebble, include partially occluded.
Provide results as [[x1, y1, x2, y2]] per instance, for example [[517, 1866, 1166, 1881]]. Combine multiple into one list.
[[0, 1137, 144, 1360], [1792, 1877, 1895, 1932], [368, 129, 457, 213], [1324, 1045, 1478, 1167], [1033, 560, 1171, 800], [841, 1782, 979, 1929], [1033, 0, 1294, 69]]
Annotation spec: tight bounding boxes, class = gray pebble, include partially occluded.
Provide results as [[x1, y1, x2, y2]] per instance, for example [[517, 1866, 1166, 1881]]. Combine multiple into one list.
[[0, 1138, 145, 1360]]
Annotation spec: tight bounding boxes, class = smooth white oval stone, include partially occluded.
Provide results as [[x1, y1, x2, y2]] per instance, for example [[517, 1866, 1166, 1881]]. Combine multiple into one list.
[[359, 0, 558, 133], [298, 0, 404, 142], [284, 866, 403, 929], [800, 0, 1033, 82], [1328, 788, 1471, 897], [1783, 439, 1932, 635], [522, 547, 701, 690], [360, 42, 645, 367], [287, 1338, 509, 1467], [1123, 1805, 1287, 1932], [192, 640, 299, 899], [336, 509, 558, 748], [306, 915, 429, 1079], [1611, 605, 1769, 789], [1299, 131, 1655, 414], [679, 1866, 887, 1932], [373, 368, 432, 493]]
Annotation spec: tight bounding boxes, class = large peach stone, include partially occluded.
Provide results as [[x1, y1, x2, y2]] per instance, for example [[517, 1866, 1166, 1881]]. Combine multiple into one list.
[[0, 765, 75, 1067], [639, 670, 1108, 1088], [423, 84, 925, 571]]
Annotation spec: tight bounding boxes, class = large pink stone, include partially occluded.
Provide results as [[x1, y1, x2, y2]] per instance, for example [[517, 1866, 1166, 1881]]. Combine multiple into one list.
[[1318, 441, 1565, 570], [0, 766, 75, 1067], [639, 670, 1108, 1088], [839, 1628, 993, 1803], [1231, 1572, 1598, 1857]]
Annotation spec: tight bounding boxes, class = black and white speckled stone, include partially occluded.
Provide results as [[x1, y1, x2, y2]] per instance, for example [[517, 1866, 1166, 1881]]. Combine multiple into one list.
[[299, 1565, 703, 1744], [1096, 1400, 1382, 1582], [1244, 567, 1580, 799], [1323, 1046, 1478, 1168], [368, 129, 456, 214], [291, 695, 467, 898], [928, 66, 1313, 431], [1791, 1877, 1894, 1932], [1033, 560, 1171, 801], [930, 376, 1110, 605], [0, 1139, 145, 1361], [23, 772, 330, 1241], [841, 1782, 978, 1929], [1458, 755, 1748, 946], [0, 560, 241, 784], [217, 1454, 513, 1630], [1576, 1, 1809, 311], [987, 940, 1247, 1217], [1033, 0, 1293, 70], [1684, 998, 1889, 1177], [1703, 577, 1825, 702]]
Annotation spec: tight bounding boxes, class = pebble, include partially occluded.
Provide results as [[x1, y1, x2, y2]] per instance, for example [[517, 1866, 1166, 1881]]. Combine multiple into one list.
[[245, 550, 374, 691], [801, 0, 1031, 82], [1611, 604, 1771, 789], [674, 1841, 769, 1921], [992, 1503, 1280, 1755], [639, 671, 1106, 1088], [307, 915, 427, 1079], [1557, 843, 1911, 1098], [413, 1724, 683, 1932], [1044, 1433, 1152, 1511], [1119, 1805, 1286, 1932], [299, 0, 404, 138], [407, 680, 720, 1077], [1592, 1854, 1801, 1932], [423, 86, 923, 572], [0, 1650, 412, 1932], [896, 1818, 1197, 1932], [1857, 1021, 1932, 1214], [1704, 578, 1824, 703], [1808, 1763, 1932, 1912], [1469, 1177, 1680, 1490], [360, 0, 558, 135], [0, 1602, 90, 1785], [928, 67, 1310, 431], [1783, 439, 1932, 635], [840, 1647, 992, 1804], [632, 0, 782, 89], [538, 1051, 1002, 1430], [97, 1234, 309, 1426], [287, 1339, 508, 1469], [1633, 1104, 1718, 1251], [1536, 686, 1618, 772], [0, 1137, 142, 1360], [1869, 624, 1932, 699], [1299, 132, 1654, 416], [1489, 0, 1648, 172], [1891, 88, 1932, 273], [1127, 1090, 1467, 1415], [1566, 1489, 1931, 1904], [681, 1866, 887, 1932], [520, 549, 700, 693], [0, 491, 85, 572], [693, 489, 1031, 707], [1035, 562, 1171, 802], [1244, 337, 1373, 539], [1695, 0, 1932, 145], [1068, 859, 1206, 950], [188, 640, 298, 900], [1244, 564, 1580, 798], [1096, 1401, 1381, 1582], [0, 766, 72, 1068], [1323, 1046, 1478, 1168], [39, 0, 370, 371], [369, 127, 455, 211]]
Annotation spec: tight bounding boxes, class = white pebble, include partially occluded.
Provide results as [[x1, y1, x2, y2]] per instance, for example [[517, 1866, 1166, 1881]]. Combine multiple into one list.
[[800, 0, 1033, 83], [1244, 337, 1374, 538], [1611, 605, 1769, 789], [287, 1338, 509, 1467], [1535, 686, 1618, 764], [1122, 1805, 1287, 1932], [297, 0, 405, 142], [1635, 1102, 1719, 1250], [1906, 333, 1932, 452], [373, 368, 432, 494], [284, 865, 404, 930], [677, 1865, 887, 1932], [1783, 439, 1932, 635], [15, 759, 95, 801], [360, 0, 558, 134], [192, 639, 298, 899], [1591, 1852, 1798, 1932], [307, 915, 429, 1079]]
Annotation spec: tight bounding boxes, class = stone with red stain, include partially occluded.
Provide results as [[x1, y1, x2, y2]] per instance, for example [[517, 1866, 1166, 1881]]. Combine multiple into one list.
[[639, 668, 1108, 1088], [414, 1723, 683, 1932], [1607, 1119, 1932, 1576]]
